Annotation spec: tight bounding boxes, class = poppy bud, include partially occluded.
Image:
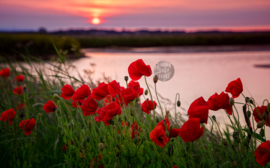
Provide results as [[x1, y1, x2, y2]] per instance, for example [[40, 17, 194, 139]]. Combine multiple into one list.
[[133, 137, 138, 144], [156, 117, 160, 123], [243, 104, 247, 113], [233, 131, 238, 139], [98, 143, 105, 151], [169, 125, 173, 131], [170, 138, 175, 142], [257, 121, 264, 128], [263, 113, 267, 120], [260, 128, 265, 137], [144, 89, 148, 95], [124, 76, 129, 82], [153, 75, 158, 83], [212, 115, 216, 121], [22, 84, 27, 92], [245, 111, 251, 118], [177, 100, 181, 107], [267, 103, 270, 113], [229, 97, 234, 106], [249, 99, 253, 104], [168, 144, 174, 157], [165, 131, 170, 137], [245, 97, 250, 103], [53, 94, 61, 100]]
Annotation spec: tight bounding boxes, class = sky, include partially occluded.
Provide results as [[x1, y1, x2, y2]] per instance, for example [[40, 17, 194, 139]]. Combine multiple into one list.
[[0, 0, 270, 31]]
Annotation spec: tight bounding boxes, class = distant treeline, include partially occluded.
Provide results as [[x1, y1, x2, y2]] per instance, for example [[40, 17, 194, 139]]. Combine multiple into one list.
[[0, 31, 270, 59]]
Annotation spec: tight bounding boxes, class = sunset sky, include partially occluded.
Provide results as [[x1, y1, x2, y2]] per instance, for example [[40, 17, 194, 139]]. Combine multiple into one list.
[[0, 0, 270, 31]]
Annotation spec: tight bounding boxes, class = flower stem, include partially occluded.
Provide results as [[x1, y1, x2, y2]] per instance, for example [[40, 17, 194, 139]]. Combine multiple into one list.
[[144, 76, 156, 125]]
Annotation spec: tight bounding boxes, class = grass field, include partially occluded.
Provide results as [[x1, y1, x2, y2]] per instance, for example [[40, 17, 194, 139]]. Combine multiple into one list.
[[0, 49, 269, 167]]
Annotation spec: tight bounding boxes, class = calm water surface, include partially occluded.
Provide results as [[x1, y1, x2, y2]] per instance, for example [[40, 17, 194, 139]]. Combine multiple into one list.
[[72, 50, 270, 139]]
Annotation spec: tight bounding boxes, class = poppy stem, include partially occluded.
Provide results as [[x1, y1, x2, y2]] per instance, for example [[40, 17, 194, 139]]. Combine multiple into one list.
[[144, 76, 155, 125], [154, 83, 164, 118]]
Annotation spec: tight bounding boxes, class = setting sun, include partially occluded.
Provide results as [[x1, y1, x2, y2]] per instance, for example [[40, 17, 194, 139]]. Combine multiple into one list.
[[92, 18, 100, 25]]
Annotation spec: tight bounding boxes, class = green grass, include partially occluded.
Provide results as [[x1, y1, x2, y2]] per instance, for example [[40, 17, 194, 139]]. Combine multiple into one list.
[[0, 50, 269, 168]]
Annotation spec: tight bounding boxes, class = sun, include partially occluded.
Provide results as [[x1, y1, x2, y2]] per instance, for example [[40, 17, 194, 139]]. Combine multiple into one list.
[[92, 17, 101, 25]]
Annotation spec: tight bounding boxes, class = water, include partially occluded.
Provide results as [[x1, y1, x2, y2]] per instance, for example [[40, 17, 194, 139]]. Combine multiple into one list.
[[72, 49, 270, 139]]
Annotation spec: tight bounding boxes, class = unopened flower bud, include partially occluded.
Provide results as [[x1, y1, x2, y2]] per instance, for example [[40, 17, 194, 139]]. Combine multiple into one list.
[[144, 89, 148, 95], [124, 76, 128, 82], [177, 100, 181, 107], [165, 131, 170, 137], [260, 128, 265, 137], [245, 97, 250, 103], [98, 143, 105, 151], [156, 117, 160, 123], [169, 125, 173, 131], [229, 98, 234, 106], [212, 115, 216, 121], [153, 75, 158, 83], [133, 137, 138, 144], [267, 103, 270, 113], [246, 111, 251, 118], [263, 113, 267, 120], [257, 121, 264, 128], [222, 139, 228, 146], [22, 84, 27, 92], [170, 138, 175, 142], [53, 94, 61, 100], [249, 99, 254, 104]]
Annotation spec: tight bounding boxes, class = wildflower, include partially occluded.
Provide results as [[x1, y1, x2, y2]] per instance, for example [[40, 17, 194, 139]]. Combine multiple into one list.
[[43, 100, 57, 113], [179, 118, 204, 142], [60, 84, 75, 100], [0, 68, 10, 78], [225, 78, 243, 98], [253, 106, 270, 126], [81, 97, 98, 116], [0, 108, 16, 125], [108, 80, 121, 96], [62, 140, 74, 151], [104, 95, 123, 107], [13, 86, 23, 95], [254, 140, 270, 167], [95, 102, 122, 126], [188, 97, 209, 124], [131, 121, 141, 139], [128, 80, 144, 96], [90, 154, 104, 168], [13, 75, 25, 81], [72, 84, 91, 105], [128, 59, 152, 81], [169, 128, 181, 138], [207, 92, 232, 115], [19, 118, 36, 136], [91, 82, 109, 100], [121, 87, 138, 105], [149, 125, 170, 148], [72, 99, 84, 108], [141, 100, 157, 114], [16, 103, 25, 111]]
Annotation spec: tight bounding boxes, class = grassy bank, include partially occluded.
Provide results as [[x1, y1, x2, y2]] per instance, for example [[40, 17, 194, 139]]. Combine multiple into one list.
[[1, 32, 270, 60], [0, 50, 269, 167]]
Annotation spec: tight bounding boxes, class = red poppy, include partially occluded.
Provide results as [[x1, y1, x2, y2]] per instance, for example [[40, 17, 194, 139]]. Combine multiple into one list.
[[60, 84, 75, 100], [103, 95, 123, 107], [102, 102, 122, 125], [16, 103, 25, 111], [253, 106, 270, 126], [94, 107, 106, 123], [13, 75, 25, 81], [72, 84, 91, 101], [207, 92, 232, 115], [121, 87, 138, 105], [43, 100, 57, 113], [128, 80, 144, 96], [131, 121, 141, 139], [90, 154, 104, 168], [141, 100, 157, 114], [81, 97, 99, 116], [91, 82, 109, 100], [179, 118, 204, 142], [225, 78, 243, 98], [0, 108, 16, 125], [62, 140, 74, 151], [0, 68, 10, 78], [128, 59, 152, 81], [19, 118, 36, 136], [108, 80, 121, 96], [13, 86, 23, 95], [72, 99, 85, 108], [149, 125, 170, 148], [170, 128, 181, 138], [187, 97, 209, 124], [254, 140, 270, 167], [157, 118, 170, 130], [173, 166, 178, 168]]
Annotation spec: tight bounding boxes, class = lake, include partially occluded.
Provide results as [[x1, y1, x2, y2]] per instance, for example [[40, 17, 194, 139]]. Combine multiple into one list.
[[71, 47, 270, 139]]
